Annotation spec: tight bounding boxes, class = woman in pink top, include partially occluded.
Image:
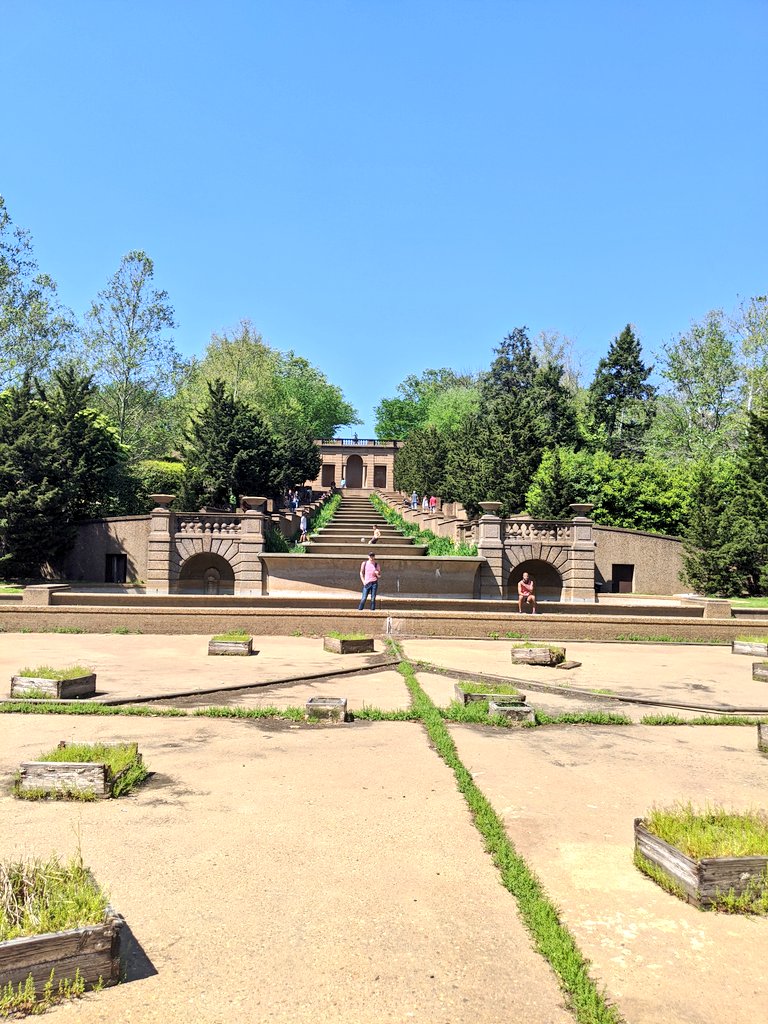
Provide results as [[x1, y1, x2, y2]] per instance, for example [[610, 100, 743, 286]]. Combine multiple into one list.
[[358, 552, 382, 611]]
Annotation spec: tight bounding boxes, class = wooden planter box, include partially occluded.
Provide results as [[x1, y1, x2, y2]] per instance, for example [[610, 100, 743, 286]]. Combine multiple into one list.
[[0, 905, 123, 991], [323, 637, 374, 655], [732, 640, 768, 657], [758, 724, 768, 754], [753, 662, 768, 682], [488, 701, 535, 724], [634, 818, 768, 908], [511, 647, 565, 667], [208, 638, 253, 656], [305, 696, 348, 722], [10, 673, 96, 699], [16, 744, 142, 800], [453, 683, 525, 706]]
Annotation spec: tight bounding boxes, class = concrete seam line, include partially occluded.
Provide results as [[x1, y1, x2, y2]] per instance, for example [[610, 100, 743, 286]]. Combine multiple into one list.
[[396, 656, 624, 1024]]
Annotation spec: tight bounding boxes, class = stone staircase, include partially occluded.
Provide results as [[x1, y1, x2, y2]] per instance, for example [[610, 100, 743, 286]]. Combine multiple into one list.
[[303, 494, 427, 557]]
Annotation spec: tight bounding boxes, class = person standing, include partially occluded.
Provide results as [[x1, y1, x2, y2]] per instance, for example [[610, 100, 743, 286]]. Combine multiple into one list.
[[410, 490, 418, 509], [299, 511, 309, 544], [358, 552, 381, 611], [517, 572, 537, 614], [429, 495, 437, 512], [422, 495, 429, 511]]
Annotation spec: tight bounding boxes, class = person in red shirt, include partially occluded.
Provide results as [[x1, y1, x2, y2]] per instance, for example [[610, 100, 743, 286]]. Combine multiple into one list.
[[358, 552, 382, 611], [517, 571, 537, 614]]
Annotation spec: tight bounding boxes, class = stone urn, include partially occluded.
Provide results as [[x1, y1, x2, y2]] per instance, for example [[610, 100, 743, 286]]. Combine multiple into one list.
[[569, 503, 594, 519], [242, 496, 267, 512], [478, 502, 503, 515], [149, 494, 175, 510]]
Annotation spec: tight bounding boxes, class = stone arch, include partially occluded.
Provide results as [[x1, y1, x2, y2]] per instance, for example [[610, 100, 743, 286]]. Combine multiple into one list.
[[175, 551, 236, 595], [345, 454, 364, 488], [506, 546, 568, 601]]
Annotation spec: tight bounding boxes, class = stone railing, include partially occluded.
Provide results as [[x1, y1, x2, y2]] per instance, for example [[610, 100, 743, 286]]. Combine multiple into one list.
[[175, 514, 243, 536], [317, 438, 400, 447], [504, 519, 573, 543]]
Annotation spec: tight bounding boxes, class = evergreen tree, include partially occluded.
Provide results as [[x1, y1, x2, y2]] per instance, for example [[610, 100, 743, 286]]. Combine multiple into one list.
[[725, 402, 768, 593], [530, 361, 581, 448], [393, 426, 447, 496], [587, 325, 656, 456], [682, 461, 735, 595], [44, 365, 127, 520], [525, 449, 580, 518], [275, 425, 322, 492], [0, 379, 70, 576], [182, 380, 280, 508]]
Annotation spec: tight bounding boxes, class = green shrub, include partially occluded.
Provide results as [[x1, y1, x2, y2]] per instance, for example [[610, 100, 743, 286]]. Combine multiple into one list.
[[0, 853, 107, 941]]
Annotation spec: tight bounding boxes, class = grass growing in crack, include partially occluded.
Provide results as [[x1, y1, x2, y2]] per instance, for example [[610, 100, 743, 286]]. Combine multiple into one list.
[[14, 784, 98, 802], [0, 852, 107, 941], [0, 701, 186, 717], [16, 664, 92, 680], [397, 659, 621, 1024], [440, 699, 525, 727], [535, 711, 633, 726], [641, 713, 768, 726], [352, 706, 421, 721], [645, 803, 768, 859], [193, 705, 306, 722]]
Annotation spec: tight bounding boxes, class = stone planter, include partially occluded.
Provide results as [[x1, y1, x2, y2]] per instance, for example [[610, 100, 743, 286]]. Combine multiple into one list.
[[0, 904, 123, 991], [758, 724, 768, 754], [208, 638, 253, 656], [323, 636, 374, 655], [453, 682, 525, 706], [488, 701, 535, 724], [732, 640, 768, 657], [752, 662, 768, 682], [511, 647, 565, 667], [634, 818, 768, 908], [305, 696, 348, 722], [10, 673, 96, 700]]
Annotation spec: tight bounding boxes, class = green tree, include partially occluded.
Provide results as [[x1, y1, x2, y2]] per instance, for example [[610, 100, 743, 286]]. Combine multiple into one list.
[[44, 365, 128, 521], [180, 321, 359, 439], [652, 310, 740, 460], [525, 449, 581, 518], [374, 367, 477, 439], [682, 461, 737, 595], [393, 426, 448, 496], [0, 379, 70, 575], [182, 380, 281, 508], [724, 402, 768, 594], [0, 196, 75, 388], [586, 325, 655, 456], [83, 250, 180, 457]]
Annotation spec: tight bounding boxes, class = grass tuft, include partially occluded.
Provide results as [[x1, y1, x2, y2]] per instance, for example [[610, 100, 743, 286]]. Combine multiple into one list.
[[211, 630, 251, 642], [0, 853, 107, 942], [16, 664, 92, 680], [644, 803, 768, 859]]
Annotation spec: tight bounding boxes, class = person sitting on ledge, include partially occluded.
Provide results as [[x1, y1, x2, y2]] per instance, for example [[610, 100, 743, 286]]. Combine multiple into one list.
[[517, 572, 537, 614], [369, 526, 381, 544]]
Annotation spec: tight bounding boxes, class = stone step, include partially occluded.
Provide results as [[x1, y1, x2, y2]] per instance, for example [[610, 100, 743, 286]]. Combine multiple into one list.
[[303, 542, 428, 556]]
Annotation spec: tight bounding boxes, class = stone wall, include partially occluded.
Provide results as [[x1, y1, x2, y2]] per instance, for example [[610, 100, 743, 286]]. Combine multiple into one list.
[[593, 526, 684, 595], [65, 516, 151, 583]]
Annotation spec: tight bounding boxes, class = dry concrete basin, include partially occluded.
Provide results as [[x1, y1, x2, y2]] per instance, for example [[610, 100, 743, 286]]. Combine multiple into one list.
[[1, 633, 767, 1023]]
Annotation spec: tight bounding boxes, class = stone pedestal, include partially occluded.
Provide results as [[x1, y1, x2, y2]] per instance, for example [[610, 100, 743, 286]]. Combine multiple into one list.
[[145, 503, 173, 595], [562, 511, 597, 603], [477, 505, 504, 600], [237, 506, 266, 596]]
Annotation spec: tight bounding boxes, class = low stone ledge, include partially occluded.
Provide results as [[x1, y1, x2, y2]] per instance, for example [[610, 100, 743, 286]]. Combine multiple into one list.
[[753, 662, 768, 682], [758, 723, 768, 753], [488, 701, 535, 724]]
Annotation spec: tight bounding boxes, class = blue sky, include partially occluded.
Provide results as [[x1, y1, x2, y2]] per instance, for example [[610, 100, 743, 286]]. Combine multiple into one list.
[[3, 0, 766, 435]]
